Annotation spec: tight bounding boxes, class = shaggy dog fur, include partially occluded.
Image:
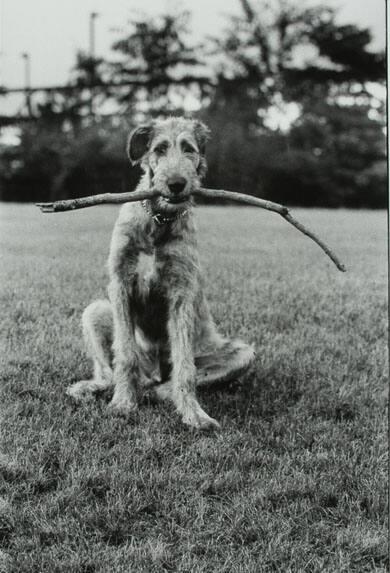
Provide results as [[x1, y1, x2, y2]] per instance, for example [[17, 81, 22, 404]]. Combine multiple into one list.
[[67, 117, 255, 429]]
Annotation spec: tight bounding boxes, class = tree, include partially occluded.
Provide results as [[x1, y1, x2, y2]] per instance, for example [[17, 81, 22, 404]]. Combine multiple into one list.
[[31, 51, 109, 131], [110, 11, 209, 116], [202, 0, 386, 207], [279, 100, 387, 207], [210, 0, 385, 129], [69, 51, 108, 118]]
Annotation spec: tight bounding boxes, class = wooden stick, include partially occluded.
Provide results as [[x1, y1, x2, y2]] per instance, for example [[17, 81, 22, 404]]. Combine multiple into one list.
[[283, 211, 346, 272], [192, 188, 346, 272], [36, 188, 159, 212], [36, 187, 346, 271], [192, 188, 289, 215]]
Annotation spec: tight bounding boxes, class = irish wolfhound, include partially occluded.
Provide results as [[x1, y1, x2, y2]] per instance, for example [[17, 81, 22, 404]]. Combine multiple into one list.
[[67, 117, 255, 429]]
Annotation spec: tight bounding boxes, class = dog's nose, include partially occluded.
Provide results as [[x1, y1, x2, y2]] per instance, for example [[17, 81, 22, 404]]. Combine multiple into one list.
[[167, 176, 187, 195]]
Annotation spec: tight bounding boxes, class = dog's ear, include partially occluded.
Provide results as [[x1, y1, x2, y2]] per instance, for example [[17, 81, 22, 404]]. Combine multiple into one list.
[[193, 120, 210, 155], [127, 123, 154, 165]]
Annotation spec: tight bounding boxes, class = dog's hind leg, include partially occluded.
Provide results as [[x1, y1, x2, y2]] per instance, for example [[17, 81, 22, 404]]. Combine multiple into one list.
[[154, 339, 255, 401], [67, 300, 114, 401], [194, 293, 255, 386], [195, 339, 255, 387]]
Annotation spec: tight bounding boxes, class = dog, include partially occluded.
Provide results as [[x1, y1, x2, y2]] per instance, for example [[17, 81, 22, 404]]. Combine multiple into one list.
[[67, 117, 255, 429]]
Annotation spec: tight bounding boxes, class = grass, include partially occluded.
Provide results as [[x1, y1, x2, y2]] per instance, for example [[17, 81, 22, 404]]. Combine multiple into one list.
[[0, 203, 388, 572]]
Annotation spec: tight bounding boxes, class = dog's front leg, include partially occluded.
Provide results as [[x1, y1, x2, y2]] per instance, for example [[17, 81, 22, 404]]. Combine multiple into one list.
[[107, 277, 140, 416], [168, 297, 220, 430]]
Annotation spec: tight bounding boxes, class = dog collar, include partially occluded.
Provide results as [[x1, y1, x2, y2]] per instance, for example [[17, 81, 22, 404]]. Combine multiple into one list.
[[142, 200, 188, 226]]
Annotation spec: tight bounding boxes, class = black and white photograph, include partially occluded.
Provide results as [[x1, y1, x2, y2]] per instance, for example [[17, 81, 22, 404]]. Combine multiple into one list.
[[0, 0, 387, 571]]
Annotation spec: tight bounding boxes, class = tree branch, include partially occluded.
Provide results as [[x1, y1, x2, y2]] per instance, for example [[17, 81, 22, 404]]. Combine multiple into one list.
[[36, 188, 159, 212], [193, 188, 346, 272], [36, 187, 346, 272]]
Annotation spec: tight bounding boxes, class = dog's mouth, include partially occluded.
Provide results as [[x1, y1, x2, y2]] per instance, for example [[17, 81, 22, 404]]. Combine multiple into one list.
[[151, 187, 193, 214], [165, 195, 189, 205], [160, 192, 191, 207]]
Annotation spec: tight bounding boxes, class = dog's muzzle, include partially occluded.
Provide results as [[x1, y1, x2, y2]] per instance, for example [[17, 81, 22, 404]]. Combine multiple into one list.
[[166, 175, 189, 203]]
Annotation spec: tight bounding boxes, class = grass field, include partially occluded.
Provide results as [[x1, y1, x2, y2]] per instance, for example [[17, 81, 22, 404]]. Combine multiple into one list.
[[0, 203, 388, 572]]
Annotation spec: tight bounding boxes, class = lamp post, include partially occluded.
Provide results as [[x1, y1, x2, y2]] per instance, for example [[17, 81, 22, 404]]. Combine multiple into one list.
[[21, 52, 32, 117], [89, 11, 98, 57], [89, 11, 98, 117]]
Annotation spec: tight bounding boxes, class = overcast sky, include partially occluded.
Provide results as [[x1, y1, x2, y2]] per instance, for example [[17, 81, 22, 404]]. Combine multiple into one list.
[[0, 0, 386, 114]]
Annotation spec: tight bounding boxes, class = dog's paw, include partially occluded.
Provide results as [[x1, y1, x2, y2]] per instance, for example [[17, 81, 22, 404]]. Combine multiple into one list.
[[182, 406, 220, 431], [66, 381, 95, 402], [154, 381, 173, 401], [108, 396, 139, 419]]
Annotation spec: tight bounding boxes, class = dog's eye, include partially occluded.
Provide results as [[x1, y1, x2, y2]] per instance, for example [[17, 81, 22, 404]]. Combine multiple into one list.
[[154, 144, 168, 156], [181, 142, 197, 154]]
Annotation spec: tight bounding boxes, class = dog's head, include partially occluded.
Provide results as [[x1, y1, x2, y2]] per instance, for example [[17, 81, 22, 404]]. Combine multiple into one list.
[[127, 117, 209, 214]]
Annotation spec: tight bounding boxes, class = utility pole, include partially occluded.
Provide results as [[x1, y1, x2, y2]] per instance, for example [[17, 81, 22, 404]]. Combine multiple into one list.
[[89, 11, 98, 57], [89, 11, 98, 118], [21, 52, 32, 117], [0, 0, 4, 88]]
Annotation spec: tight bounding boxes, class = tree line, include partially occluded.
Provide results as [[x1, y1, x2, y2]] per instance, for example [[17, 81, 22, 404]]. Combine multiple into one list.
[[0, 0, 386, 207]]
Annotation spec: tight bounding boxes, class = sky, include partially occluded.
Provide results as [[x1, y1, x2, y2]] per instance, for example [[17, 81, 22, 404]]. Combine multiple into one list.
[[0, 0, 386, 115]]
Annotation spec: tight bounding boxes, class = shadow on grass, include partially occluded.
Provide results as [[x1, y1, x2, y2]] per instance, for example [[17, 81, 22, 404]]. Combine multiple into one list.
[[59, 357, 305, 434], [200, 362, 304, 425]]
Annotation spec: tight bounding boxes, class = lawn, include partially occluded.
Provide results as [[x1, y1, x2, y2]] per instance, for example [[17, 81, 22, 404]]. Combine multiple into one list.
[[0, 203, 387, 572]]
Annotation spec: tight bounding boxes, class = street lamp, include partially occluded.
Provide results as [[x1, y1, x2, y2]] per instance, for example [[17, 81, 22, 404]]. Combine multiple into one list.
[[89, 12, 99, 58], [21, 52, 32, 116], [89, 12, 99, 117]]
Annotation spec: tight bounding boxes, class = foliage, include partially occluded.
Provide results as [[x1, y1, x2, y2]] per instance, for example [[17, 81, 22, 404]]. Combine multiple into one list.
[[212, 0, 385, 123], [0, 2, 386, 207], [283, 101, 386, 206], [110, 10, 206, 116], [0, 120, 142, 202], [0, 123, 66, 202], [202, 0, 386, 207], [201, 100, 386, 207]]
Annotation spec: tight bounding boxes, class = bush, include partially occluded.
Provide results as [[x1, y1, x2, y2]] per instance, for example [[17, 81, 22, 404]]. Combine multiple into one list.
[[0, 110, 386, 208], [0, 120, 141, 203]]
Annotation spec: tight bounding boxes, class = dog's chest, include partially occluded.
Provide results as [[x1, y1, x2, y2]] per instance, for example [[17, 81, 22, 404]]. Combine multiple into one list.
[[135, 252, 158, 292], [133, 252, 169, 340]]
